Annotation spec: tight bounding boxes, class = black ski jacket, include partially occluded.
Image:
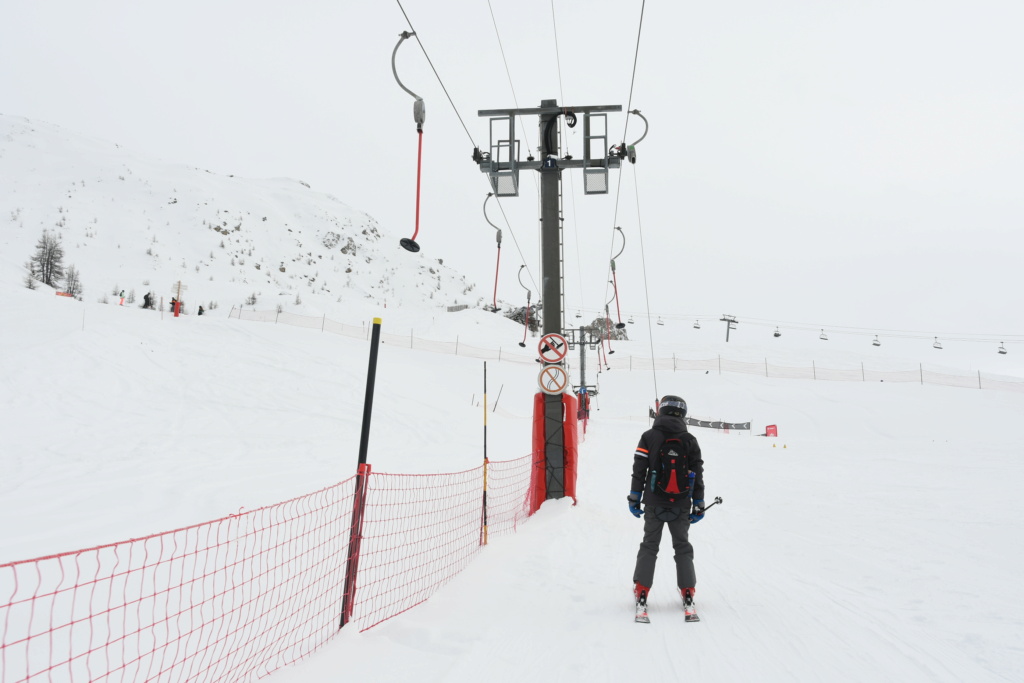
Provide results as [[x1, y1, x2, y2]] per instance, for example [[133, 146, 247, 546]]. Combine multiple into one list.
[[630, 415, 704, 508]]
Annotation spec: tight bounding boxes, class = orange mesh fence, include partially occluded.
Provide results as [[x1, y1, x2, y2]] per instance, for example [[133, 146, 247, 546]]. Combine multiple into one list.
[[1, 454, 535, 681]]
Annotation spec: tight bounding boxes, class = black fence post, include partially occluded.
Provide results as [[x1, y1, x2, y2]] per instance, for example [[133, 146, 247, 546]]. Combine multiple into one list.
[[340, 317, 383, 628]]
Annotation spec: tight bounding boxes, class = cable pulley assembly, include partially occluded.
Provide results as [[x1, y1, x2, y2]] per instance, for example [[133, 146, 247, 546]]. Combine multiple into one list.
[[610, 226, 627, 329], [517, 265, 532, 347], [483, 193, 502, 312], [611, 109, 648, 164], [393, 31, 426, 253]]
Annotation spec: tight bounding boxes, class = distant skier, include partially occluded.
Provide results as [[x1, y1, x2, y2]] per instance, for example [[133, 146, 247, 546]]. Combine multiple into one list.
[[627, 395, 705, 623], [119, 290, 125, 306], [198, 305, 205, 316], [142, 292, 154, 309]]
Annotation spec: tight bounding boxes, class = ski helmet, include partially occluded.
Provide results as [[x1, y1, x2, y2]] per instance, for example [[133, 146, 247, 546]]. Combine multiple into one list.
[[659, 395, 687, 418]]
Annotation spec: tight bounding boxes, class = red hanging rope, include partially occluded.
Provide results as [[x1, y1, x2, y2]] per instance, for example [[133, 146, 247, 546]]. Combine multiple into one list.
[[400, 130, 424, 252], [492, 245, 501, 312]]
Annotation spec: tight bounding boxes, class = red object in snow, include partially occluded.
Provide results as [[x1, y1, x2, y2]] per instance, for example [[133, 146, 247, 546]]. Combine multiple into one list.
[[766, 424, 778, 437]]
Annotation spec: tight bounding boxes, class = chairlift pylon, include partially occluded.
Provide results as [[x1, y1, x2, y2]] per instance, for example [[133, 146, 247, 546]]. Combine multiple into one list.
[[998, 342, 1007, 355], [872, 335, 881, 347]]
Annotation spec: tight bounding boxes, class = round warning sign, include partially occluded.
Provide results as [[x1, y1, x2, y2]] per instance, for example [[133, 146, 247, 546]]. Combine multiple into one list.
[[538, 365, 569, 395], [538, 333, 568, 363]]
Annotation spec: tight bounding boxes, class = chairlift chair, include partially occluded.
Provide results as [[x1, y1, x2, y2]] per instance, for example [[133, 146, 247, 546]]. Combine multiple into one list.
[[575, 310, 582, 319], [998, 342, 1007, 355], [872, 335, 881, 347], [773, 327, 781, 338], [693, 320, 701, 330], [657, 317, 664, 326], [819, 329, 828, 341], [933, 337, 943, 350], [628, 316, 635, 324]]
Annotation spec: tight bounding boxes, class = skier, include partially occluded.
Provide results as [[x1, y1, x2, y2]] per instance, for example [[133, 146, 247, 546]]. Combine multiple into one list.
[[142, 292, 154, 309], [119, 289, 125, 306], [627, 395, 705, 623]]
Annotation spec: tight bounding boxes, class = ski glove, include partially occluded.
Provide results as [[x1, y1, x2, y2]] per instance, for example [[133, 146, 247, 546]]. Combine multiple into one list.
[[689, 499, 705, 524], [627, 491, 642, 518]]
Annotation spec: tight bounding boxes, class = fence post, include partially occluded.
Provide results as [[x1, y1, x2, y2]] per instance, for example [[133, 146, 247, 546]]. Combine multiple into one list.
[[410, 329, 414, 349], [978, 370, 982, 389], [340, 317, 383, 629], [275, 309, 279, 324], [673, 353, 676, 372], [813, 361, 816, 380], [481, 362, 489, 546], [322, 314, 326, 332], [920, 363, 923, 385], [456, 335, 459, 356]]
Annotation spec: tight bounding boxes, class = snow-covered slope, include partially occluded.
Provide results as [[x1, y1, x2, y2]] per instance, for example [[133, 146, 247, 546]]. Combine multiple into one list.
[[0, 114, 480, 315]]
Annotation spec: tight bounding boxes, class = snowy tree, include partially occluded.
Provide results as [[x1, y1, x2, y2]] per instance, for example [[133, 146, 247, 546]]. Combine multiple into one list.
[[29, 230, 65, 287], [63, 264, 84, 299]]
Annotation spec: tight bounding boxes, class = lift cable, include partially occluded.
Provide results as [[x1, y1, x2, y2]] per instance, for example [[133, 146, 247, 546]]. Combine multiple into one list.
[[631, 165, 659, 402]]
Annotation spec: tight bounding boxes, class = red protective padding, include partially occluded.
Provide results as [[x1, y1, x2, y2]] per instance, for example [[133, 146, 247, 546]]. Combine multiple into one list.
[[562, 393, 578, 504], [530, 392, 547, 514]]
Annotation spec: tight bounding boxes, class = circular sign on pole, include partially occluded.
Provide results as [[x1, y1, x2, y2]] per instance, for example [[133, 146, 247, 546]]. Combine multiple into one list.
[[538, 365, 569, 395], [538, 333, 568, 363]]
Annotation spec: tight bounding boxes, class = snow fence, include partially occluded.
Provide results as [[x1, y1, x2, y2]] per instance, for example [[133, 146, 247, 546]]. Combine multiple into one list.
[[0, 455, 536, 682]]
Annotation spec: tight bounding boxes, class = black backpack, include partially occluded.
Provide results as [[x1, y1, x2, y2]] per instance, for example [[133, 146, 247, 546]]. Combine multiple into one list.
[[647, 435, 694, 500]]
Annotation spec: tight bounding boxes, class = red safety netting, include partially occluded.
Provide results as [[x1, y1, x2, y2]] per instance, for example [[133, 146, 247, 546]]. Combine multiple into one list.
[[1, 453, 536, 681]]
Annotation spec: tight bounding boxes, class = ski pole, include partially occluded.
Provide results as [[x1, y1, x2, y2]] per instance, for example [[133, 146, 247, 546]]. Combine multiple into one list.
[[698, 496, 723, 513]]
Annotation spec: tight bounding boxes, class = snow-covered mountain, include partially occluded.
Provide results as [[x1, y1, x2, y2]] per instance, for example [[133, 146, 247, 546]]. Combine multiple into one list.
[[0, 114, 481, 315]]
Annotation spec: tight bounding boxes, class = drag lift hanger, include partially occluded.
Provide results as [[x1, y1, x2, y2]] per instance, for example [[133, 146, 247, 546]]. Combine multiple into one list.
[[517, 265, 532, 348], [483, 193, 502, 312], [393, 31, 426, 253], [610, 226, 627, 329], [604, 296, 616, 355], [611, 109, 648, 164]]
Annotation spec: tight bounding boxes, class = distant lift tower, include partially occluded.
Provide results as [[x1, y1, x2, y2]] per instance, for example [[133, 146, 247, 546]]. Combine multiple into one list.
[[474, 99, 622, 500]]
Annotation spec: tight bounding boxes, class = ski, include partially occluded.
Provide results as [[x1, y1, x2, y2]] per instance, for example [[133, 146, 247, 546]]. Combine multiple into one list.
[[634, 603, 650, 624], [683, 589, 700, 622]]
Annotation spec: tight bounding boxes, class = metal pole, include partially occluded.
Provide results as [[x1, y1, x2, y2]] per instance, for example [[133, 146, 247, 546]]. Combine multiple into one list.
[[539, 99, 565, 500], [579, 326, 587, 389], [341, 317, 383, 628]]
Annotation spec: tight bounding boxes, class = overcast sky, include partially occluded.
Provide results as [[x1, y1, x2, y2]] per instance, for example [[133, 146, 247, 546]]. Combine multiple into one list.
[[4, 0, 1022, 345]]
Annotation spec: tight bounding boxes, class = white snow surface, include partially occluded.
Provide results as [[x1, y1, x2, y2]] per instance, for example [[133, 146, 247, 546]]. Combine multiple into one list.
[[2, 116, 1023, 681]]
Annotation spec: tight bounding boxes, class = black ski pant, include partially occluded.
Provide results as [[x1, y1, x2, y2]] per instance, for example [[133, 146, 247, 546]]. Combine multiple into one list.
[[633, 506, 695, 591]]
